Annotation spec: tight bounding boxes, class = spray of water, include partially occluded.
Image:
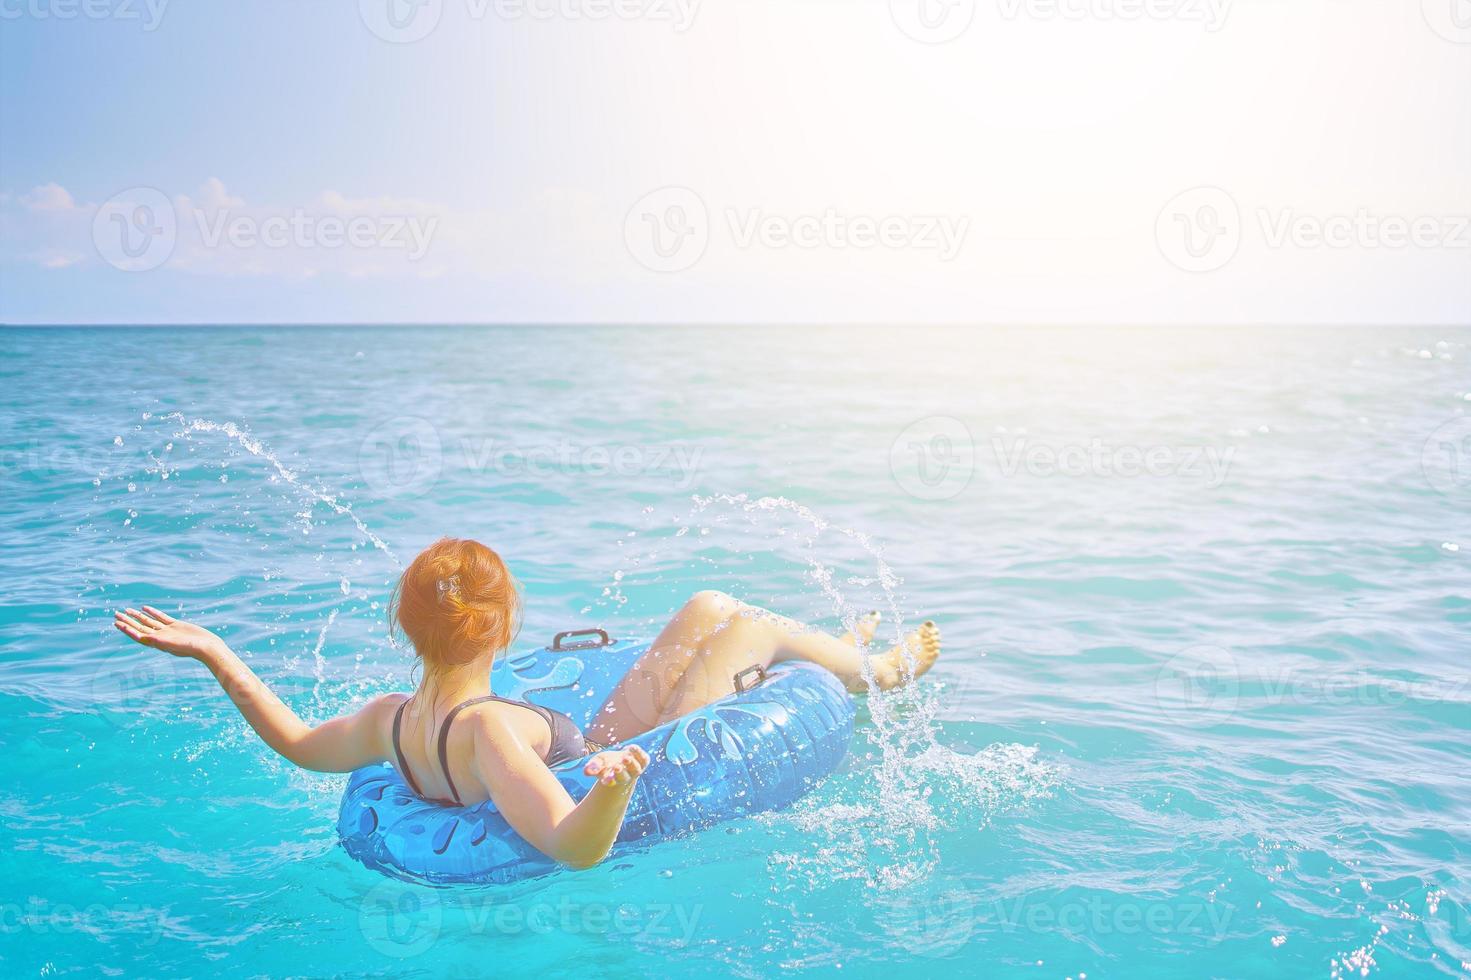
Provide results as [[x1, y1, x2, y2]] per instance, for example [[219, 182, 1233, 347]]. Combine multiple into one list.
[[160, 414, 399, 564], [584, 492, 1061, 890], [79, 413, 407, 735]]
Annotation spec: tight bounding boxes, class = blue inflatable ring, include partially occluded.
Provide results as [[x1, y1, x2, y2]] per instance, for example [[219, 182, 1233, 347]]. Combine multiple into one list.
[[338, 632, 856, 884]]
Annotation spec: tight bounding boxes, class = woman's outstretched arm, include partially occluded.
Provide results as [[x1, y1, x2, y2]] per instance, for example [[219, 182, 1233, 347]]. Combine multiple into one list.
[[114, 605, 394, 773]]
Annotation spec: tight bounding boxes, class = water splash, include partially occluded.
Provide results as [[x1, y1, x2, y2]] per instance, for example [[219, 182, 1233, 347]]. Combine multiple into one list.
[[75, 412, 406, 744], [309, 607, 339, 708], [773, 741, 1060, 890], [586, 491, 1060, 889], [160, 414, 399, 564]]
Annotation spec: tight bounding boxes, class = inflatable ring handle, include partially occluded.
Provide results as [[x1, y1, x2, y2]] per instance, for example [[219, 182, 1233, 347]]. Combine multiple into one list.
[[733, 663, 767, 694], [552, 628, 613, 651]]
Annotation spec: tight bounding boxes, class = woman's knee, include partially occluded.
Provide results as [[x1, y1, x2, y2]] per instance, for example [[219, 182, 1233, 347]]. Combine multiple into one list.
[[684, 590, 739, 620]]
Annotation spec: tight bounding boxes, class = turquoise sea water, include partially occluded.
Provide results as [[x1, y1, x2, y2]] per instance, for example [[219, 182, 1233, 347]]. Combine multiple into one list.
[[1, 324, 1468, 978]]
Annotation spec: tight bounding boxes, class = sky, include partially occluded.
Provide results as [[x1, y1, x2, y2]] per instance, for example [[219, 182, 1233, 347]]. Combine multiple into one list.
[[0, 0, 1468, 325]]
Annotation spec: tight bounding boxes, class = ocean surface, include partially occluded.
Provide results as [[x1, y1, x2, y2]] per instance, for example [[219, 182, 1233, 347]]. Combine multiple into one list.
[[0, 324, 1468, 978]]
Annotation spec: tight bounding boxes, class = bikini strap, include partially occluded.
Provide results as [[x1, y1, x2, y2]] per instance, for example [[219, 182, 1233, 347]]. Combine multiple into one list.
[[436, 695, 505, 806], [391, 699, 427, 799]]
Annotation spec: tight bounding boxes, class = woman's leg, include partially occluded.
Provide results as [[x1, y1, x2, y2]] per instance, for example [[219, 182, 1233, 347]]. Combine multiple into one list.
[[586, 592, 940, 743], [584, 590, 741, 744]]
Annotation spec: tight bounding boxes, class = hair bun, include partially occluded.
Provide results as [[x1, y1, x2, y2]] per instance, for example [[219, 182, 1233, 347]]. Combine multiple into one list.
[[389, 538, 521, 671]]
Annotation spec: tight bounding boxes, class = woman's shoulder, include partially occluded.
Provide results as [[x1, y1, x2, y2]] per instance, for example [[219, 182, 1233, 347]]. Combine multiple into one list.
[[370, 692, 411, 711], [361, 692, 411, 728], [460, 698, 539, 748], [462, 697, 520, 727]]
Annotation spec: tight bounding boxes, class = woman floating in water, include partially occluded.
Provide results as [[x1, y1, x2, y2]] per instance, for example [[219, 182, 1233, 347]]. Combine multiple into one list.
[[113, 537, 941, 869]]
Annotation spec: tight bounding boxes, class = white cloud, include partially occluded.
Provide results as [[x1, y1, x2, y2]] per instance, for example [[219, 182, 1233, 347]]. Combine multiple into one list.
[[0, 184, 92, 272], [24, 183, 78, 212], [166, 179, 447, 275], [2, 178, 464, 278], [316, 190, 438, 214], [186, 177, 246, 211], [39, 250, 83, 269]]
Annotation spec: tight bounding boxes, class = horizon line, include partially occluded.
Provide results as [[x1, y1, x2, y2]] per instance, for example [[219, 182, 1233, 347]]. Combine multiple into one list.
[[5, 321, 1471, 330]]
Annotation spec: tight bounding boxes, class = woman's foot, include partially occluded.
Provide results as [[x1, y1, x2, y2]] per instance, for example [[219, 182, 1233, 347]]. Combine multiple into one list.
[[837, 610, 881, 648], [847, 620, 942, 693]]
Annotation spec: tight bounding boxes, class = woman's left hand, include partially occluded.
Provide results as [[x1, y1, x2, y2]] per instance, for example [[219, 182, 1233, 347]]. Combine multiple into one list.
[[583, 745, 651, 788]]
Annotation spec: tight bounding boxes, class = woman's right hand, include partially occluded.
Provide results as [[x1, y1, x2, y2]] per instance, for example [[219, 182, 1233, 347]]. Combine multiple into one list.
[[114, 606, 226, 662], [583, 745, 651, 788]]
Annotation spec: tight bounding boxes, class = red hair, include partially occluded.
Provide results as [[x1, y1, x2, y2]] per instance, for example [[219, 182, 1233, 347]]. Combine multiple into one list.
[[389, 538, 521, 675]]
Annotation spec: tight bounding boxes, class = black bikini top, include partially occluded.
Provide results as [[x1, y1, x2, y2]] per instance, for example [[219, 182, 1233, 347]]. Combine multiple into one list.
[[391, 694, 590, 805]]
